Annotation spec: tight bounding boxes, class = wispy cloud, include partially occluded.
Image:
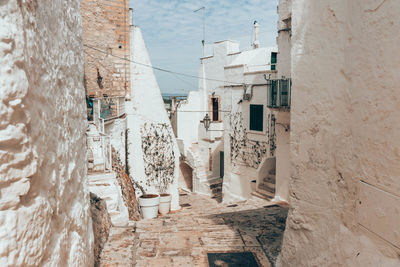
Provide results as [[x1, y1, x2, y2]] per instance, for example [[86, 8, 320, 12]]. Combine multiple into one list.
[[131, 0, 278, 93]]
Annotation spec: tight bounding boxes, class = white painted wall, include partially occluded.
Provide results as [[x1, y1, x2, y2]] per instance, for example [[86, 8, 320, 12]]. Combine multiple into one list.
[[222, 73, 275, 202], [0, 1, 93, 265], [274, 0, 293, 203], [105, 117, 127, 166], [128, 26, 180, 210], [274, 112, 290, 202], [176, 91, 202, 155], [280, 0, 400, 265], [179, 38, 278, 202]]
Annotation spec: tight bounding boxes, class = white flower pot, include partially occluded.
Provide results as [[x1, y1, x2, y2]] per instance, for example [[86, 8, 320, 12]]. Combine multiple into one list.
[[139, 194, 160, 219], [158, 194, 172, 215]]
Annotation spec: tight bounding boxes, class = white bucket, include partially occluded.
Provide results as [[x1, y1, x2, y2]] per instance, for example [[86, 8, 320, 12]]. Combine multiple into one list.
[[159, 194, 172, 215], [139, 194, 160, 219]]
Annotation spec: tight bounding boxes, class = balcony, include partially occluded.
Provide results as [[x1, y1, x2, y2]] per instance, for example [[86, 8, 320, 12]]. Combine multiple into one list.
[[87, 96, 126, 121], [267, 78, 291, 109]]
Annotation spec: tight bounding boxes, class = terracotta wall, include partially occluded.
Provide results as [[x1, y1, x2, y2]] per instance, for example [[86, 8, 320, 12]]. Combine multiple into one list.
[[81, 0, 130, 97]]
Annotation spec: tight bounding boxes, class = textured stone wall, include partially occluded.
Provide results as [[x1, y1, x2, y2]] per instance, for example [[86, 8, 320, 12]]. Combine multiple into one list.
[[81, 0, 130, 97], [0, 1, 93, 266], [90, 193, 111, 267], [281, 0, 400, 265], [112, 149, 140, 221]]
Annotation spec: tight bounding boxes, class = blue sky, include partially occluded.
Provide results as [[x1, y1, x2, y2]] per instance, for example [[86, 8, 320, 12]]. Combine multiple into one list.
[[131, 0, 278, 94]]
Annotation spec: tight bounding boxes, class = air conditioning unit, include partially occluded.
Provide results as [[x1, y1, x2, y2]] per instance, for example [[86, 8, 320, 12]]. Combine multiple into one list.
[[267, 78, 291, 108]]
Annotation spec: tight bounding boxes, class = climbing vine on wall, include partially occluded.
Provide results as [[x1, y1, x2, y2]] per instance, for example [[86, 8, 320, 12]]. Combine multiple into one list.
[[140, 122, 175, 193], [229, 112, 273, 169]]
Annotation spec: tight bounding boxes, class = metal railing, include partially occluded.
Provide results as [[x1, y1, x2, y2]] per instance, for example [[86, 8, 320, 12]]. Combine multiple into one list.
[[96, 96, 125, 121], [87, 96, 126, 122]]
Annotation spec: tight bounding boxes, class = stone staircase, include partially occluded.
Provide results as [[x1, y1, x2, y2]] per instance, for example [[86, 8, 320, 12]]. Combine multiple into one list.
[[87, 171, 129, 226], [253, 169, 276, 200], [187, 144, 223, 202], [208, 177, 223, 202]]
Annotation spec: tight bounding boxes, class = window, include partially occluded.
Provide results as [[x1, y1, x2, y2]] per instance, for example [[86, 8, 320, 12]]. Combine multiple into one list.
[[267, 79, 291, 108], [211, 97, 219, 121], [271, 52, 277, 70], [250, 104, 263, 132]]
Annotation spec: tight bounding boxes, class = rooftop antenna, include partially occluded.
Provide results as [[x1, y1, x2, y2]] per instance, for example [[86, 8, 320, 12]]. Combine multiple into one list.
[[194, 6, 205, 57]]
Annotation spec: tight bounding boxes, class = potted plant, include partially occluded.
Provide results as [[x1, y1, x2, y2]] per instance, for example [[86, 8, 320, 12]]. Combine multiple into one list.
[[152, 164, 174, 215], [134, 180, 160, 219], [138, 194, 160, 219], [141, 123, 175, 215]]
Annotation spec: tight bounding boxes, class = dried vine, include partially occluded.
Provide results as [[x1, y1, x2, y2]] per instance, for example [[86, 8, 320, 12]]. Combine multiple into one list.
[[229, 112, 270, 168], [140, 122, 175, 193]]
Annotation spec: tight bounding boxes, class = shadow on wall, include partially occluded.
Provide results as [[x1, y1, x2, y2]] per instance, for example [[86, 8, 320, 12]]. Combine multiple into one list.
[[179, 158, 193, 191], [207, 205, 289, 267], [211, 141, 224, 179]]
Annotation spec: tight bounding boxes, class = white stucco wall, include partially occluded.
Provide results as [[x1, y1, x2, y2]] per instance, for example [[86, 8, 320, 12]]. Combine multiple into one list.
[[222, 48, 277, 202], [280, 0, 400, 265], [274, 111, 290, 202], [105, 118, 127, 166], [176, 91, 202, 155], [0, 1, 93, 266], [179, 39, 279, 201], [128, 26, 180, 210]]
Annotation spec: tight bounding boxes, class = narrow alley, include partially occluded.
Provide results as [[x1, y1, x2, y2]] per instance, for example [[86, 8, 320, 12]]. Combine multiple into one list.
[[2, 0, 400, 266], [99, 192, 288, 267]]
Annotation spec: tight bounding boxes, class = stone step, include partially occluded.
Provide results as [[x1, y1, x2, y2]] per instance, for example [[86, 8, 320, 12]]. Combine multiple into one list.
[[211, 192, 223, 202], [263, 176, 276, 184], [258, 182, 275, 194], [211, 187, 222, 195], [210, 182, 222, 190], [251, 190, 273, 201], [208, 177, 223, 186]]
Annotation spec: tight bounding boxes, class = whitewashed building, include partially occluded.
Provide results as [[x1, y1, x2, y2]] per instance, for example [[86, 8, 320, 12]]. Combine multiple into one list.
[[176, 23, 279, 202], [127, 25, 180, 211], [85, 12, 181, 224]]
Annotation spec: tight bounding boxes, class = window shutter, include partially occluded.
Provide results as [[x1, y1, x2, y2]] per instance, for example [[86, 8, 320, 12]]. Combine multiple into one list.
[[250, 104, 263, 131]]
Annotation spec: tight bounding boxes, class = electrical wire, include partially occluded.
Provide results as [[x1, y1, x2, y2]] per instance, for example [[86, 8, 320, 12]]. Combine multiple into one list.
[[83, 44, 244, 85]]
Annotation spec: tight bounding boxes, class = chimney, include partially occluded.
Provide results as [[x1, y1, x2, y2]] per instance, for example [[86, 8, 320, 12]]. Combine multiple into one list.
[[253, 21, 260, 49], [129, 8, 134, 26]]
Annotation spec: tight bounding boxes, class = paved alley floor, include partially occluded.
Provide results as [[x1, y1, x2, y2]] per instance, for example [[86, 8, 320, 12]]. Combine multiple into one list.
[[99, 192, 288, 267]]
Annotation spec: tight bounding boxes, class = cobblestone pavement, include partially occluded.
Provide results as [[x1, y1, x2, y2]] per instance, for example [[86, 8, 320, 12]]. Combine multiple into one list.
[[99, 191, 288, 267]]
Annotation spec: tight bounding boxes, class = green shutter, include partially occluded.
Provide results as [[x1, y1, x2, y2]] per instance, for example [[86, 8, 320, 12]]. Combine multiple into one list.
[[271, 52, 277, 71], [250, 104, 263, 131]]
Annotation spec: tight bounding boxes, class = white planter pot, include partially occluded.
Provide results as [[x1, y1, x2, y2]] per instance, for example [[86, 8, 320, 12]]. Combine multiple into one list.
[[139, 194, 160, 219], [158, 194, 172, 215]]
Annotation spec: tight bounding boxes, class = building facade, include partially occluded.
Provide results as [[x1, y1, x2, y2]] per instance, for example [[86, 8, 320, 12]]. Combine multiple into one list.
[[81, 2, 181, 220], [280, 0, 400, 265], [176, 24, 279, 202]]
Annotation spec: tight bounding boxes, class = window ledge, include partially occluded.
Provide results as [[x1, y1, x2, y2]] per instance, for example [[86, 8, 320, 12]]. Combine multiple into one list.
[[247, 130, 266, 136]]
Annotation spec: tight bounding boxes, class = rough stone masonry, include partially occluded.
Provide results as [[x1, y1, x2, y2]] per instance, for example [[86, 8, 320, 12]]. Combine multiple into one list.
[[0, 1, 93, 266]]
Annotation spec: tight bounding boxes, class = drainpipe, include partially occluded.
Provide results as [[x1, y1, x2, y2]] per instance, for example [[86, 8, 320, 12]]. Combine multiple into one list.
[[242, 83, 268, 101]]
